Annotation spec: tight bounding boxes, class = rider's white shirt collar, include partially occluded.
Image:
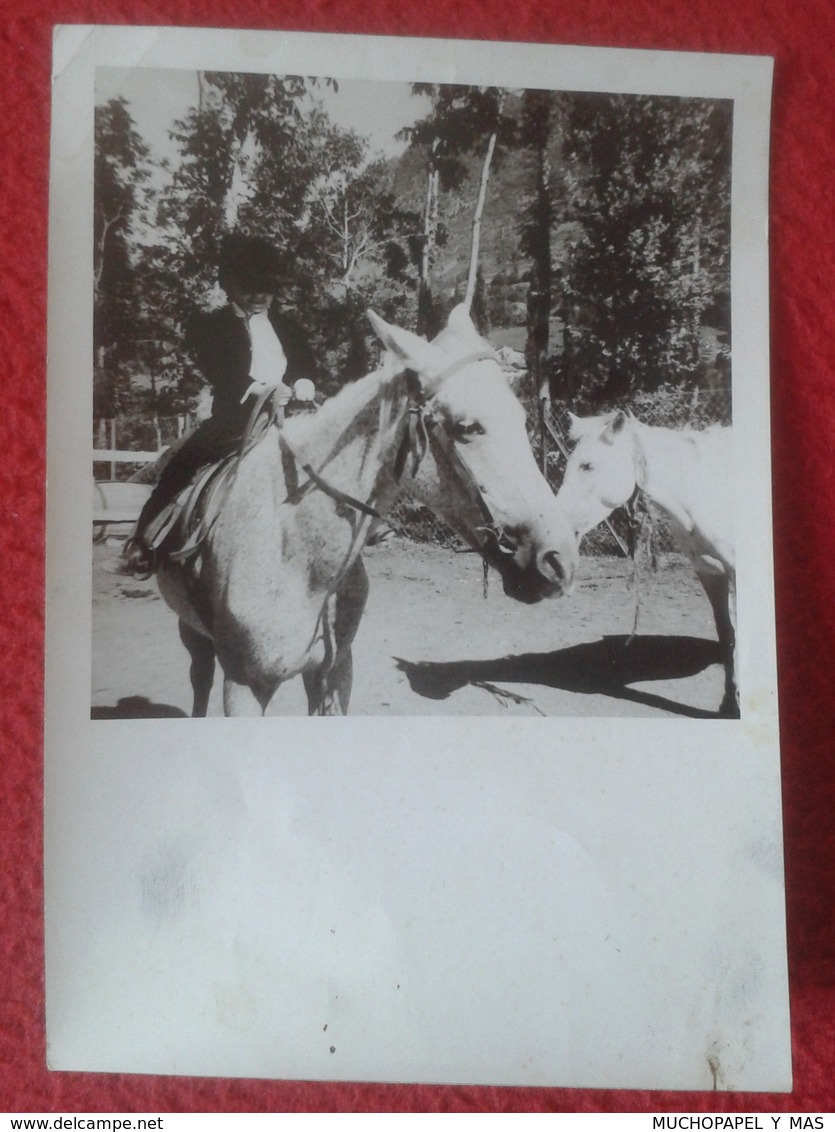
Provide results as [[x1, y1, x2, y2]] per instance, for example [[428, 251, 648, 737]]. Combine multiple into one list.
[[231, 300, 257, 320], [230, 302, 288, 402]]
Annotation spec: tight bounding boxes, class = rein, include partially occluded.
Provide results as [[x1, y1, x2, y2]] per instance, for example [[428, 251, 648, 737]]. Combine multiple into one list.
[[278, 432, 382, 519], [280, 349, 501, 706], [391, 351, 517, 593], [280, 348, 511, 595], [169, 350, 512, 597], [280, 349, 504, 539]]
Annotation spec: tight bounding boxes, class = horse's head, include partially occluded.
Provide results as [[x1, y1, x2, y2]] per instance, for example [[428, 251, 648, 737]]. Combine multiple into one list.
[[557, 410, 640, 539], [368, 305, 577, 603]]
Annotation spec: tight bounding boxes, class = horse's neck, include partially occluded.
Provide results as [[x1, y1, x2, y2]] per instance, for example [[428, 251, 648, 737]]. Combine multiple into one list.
[[217, 370, 408, 600], [632, 421, 708, 529], [274, 367, 408, 507]]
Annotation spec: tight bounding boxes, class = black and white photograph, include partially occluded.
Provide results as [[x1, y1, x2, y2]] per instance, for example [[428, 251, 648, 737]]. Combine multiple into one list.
[[90, 63, 737, 719], [46, 26, 788, 1090]]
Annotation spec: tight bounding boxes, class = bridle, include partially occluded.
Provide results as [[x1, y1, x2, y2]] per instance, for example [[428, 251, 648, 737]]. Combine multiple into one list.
[[171, 351, 520, 590], [280, 349, 521, 593], [391, 353, 520, 573]]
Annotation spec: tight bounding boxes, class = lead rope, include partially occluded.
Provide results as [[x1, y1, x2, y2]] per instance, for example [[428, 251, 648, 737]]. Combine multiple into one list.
[[626, 436, 654, 644]]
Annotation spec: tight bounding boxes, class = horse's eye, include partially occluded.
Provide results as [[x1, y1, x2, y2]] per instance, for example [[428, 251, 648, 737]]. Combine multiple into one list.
[[451, 420, 485, 440], [578, 461, 594, 472]]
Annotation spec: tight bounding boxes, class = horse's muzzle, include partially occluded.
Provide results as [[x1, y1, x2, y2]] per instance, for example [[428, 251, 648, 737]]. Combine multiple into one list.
[[492, 541, 576, 604], [537, 547, 576, 597]]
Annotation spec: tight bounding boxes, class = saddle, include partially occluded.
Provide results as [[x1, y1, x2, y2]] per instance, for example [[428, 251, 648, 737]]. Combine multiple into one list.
[[144, 390, 283, 568], [141, 457, 235, 565]]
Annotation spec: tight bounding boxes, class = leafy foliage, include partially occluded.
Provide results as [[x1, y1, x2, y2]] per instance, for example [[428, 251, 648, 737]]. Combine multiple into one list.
[[94, 98, 155, 417], [555, 93, 732, 403], [93, 74, 733, 457], [397, 84, 514, 334]]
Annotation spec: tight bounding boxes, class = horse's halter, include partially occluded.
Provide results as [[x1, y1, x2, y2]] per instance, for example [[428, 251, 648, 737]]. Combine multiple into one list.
[[611, 421, 648, 527], [628, 420, 649, 496], [590, 416, 647, 515], [392, 351, 520, 570]]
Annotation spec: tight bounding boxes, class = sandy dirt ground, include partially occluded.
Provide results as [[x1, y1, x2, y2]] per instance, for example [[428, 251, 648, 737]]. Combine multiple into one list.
[[92, 534, 727, 719]]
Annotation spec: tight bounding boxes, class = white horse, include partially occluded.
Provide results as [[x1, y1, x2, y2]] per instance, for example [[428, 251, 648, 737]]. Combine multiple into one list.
[[155, 306, 578, 716], [555, 410, 738, 717]]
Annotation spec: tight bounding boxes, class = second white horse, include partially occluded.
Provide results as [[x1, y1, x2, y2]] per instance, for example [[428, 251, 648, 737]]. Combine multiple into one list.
[[555, 410, 737, 717]]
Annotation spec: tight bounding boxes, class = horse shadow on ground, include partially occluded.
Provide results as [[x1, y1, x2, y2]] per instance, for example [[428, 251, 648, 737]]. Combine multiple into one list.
[[395, 634, 725, 719], [91, 696, 188, 719]]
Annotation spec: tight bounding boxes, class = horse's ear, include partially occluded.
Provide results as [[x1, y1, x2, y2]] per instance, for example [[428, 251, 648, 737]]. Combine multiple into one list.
[[601, 410, 628, 445], [446, 303, 477, 336], [435, 302, 496, 354], [367, 310, 434, 371], [567, 412, 584, 441]]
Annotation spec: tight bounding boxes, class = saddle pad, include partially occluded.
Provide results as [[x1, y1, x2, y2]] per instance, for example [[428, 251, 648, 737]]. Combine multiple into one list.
[[145, 456, 235, 563], [148, 398, 282, 562]]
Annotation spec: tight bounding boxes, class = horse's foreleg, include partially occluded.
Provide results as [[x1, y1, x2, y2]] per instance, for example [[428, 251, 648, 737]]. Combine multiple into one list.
[[178, 620, 216, 717], [223, 676, 273, 717], [698, 568, 739, 718], [303, 663, 349, 716], [304, 558, 369, 716]]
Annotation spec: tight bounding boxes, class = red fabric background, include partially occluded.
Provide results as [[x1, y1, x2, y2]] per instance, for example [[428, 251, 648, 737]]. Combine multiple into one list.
[[2, 0, 834, 1114]]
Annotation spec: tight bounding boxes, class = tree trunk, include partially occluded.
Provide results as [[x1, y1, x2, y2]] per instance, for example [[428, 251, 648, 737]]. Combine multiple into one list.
[[525, 97, 553, 405], [532, 147, 552, 399], [522, 96, 554, 472], [342, 191, 350, 277], [464, 126, 499, 311], [417, 153, 440, 337], [223, 129, 256, 231]]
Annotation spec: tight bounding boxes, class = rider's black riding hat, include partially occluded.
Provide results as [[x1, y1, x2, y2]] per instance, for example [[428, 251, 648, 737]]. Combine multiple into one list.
[[218, 232, 284, 293]]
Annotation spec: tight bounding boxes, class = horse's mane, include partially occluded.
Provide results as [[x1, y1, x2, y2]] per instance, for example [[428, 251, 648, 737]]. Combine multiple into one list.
[[282, 320, 498, 456], [282, 363, 400, 453], [570, 409, 729, 446]]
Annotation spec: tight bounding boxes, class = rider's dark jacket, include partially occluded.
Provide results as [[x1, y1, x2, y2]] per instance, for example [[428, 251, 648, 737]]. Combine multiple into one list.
[[135, 301, 317, 543], [187, 303, 318, 432]]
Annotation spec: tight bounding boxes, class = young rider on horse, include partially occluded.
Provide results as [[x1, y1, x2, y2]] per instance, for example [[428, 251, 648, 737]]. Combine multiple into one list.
[[123, 233, 318, 574]]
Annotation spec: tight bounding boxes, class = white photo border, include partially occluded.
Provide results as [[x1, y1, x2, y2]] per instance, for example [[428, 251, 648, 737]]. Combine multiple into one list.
[[46, 27, 788, 1091]]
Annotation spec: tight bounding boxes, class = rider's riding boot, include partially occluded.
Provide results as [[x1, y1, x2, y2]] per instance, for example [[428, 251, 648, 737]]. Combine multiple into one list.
[[99, 535, 154, 578], [122, 535, 155, 579]]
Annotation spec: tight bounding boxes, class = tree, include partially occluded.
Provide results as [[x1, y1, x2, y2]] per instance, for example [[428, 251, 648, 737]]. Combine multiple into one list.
[[94, 98, 155, 420], [518, 89, 563, 402], [462, 90, 506, 311], [307, 134, 418, 293], [156, 72, 321, 297], [557, 93, 732, 401], [153, 74, 379, 397], [304, 134, 426, 389], [400, 84, 512, 335]]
